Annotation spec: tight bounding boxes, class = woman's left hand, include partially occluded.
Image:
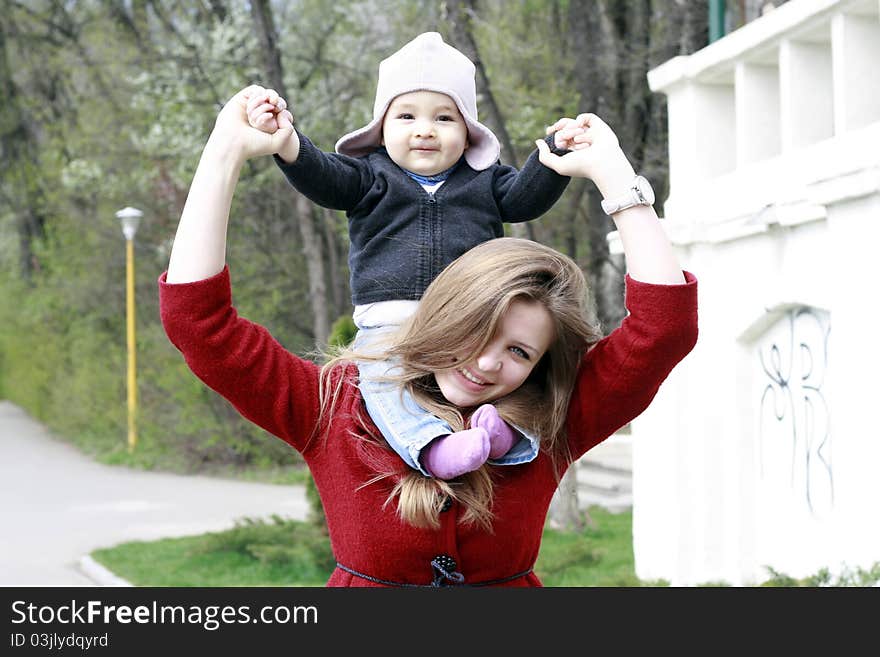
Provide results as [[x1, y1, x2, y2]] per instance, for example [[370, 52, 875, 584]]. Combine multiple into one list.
[[536, 113, 636, 199]]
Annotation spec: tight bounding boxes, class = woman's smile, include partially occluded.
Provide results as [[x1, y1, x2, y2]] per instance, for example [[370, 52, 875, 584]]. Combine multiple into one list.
[[455, 367, 492, 391]]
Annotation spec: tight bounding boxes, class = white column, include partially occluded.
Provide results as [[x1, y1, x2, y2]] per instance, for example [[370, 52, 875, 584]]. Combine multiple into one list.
[[666, 80, 736, 193], [735, 61, 781, 166], [779, 38, 833, 151], [831, 12, 880, 135]]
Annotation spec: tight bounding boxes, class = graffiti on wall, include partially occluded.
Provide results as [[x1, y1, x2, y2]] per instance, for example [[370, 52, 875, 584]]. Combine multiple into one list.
[[757, 306, 832, 515]]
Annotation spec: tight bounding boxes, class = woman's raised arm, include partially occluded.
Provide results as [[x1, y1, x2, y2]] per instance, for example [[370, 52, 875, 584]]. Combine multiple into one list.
[[166, 86, 294, 283], [535, 113, 684, 285]]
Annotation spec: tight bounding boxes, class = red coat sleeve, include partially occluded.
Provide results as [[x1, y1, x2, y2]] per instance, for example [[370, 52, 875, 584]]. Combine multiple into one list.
[[158, 266, 322, 453], [565, 271, 698, 460]]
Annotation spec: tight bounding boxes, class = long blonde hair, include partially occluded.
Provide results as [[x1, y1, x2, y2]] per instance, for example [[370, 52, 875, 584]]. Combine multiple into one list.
[[320, 238, 601, 530]]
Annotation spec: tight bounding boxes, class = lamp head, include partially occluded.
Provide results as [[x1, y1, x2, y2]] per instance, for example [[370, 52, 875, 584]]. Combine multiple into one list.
[[116, 206, 143, 241]]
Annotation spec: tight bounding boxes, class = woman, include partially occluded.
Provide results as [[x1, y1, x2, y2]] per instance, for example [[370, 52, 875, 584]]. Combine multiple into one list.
[[159, 87, 698, 587]]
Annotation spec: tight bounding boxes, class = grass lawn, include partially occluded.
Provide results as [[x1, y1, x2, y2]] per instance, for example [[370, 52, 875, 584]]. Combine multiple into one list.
[[91, 507, 880, 587], [91, 515, 336, 587], [91, 506, 647, 587]]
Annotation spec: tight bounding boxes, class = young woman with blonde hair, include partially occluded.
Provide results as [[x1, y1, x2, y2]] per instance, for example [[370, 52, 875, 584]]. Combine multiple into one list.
[[160, 87, 698, 587]]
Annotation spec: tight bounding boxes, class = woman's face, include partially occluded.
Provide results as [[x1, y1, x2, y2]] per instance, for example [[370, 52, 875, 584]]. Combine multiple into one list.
[[435, 298, 554, 408]]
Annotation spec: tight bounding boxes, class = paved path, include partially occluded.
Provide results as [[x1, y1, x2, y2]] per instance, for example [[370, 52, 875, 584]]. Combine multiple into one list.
[[0, 400, 307, 586]]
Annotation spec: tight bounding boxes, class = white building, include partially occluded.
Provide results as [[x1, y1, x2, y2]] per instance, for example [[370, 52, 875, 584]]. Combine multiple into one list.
[[620, 0, 880, 586]]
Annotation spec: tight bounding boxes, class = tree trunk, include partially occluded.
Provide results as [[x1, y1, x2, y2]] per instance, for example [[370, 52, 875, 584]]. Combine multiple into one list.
[[565, 0, 626, 333], [321, 208, 347, 321], [249, 0, 331, 347], [548, 466, 587, 531], [298, 198, 330, 347], [0, 19, 45, 282], [444, 0, 534, 241], [249, 0, 287, 99]]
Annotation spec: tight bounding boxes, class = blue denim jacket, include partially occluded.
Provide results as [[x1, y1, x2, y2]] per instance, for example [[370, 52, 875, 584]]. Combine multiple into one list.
[[275, 132, 570, 305]]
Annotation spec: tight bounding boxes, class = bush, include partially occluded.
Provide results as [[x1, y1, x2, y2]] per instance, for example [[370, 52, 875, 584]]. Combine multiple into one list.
[[196, 515, 334, 581], [327, 314, 357, 349], [761, 562, 880, 587]]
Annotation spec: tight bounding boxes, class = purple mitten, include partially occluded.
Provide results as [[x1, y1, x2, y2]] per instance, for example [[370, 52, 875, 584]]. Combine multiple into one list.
[[421, 428, 490, 479], [471, 404, 518, 459]]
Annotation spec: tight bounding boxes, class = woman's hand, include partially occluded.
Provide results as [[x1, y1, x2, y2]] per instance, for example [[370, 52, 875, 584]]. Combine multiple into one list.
[[536, 113, 636, 200], [539, 113, 684, 284], [167, 84, 296, 284], [208, 85, 295, 165]]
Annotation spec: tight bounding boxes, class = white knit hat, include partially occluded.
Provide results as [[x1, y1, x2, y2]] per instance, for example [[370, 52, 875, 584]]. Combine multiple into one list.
[[335, 32, 501, 171]]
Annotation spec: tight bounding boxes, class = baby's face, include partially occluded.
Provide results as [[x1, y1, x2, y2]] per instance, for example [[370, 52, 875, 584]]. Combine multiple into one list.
[[381, 91, 469, 176]]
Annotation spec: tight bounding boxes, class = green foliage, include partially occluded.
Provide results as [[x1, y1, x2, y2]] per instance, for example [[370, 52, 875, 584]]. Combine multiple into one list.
[[327, 314, 357, 349], [92, 515, 334, 587], [303, 474, 327, 534], [196, 515, 335, 574], [536, 508, 643, 586], [0, 2, 320, 472], [760, 562, 880, 587]]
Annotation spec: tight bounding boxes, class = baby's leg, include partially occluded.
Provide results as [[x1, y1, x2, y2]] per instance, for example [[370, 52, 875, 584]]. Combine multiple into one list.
[[470, 404, 519, 459], [420, 429, 490, 480]]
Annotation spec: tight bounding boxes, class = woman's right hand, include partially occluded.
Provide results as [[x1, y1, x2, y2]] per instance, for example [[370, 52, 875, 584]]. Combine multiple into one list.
[[209, 85, 295, 164]]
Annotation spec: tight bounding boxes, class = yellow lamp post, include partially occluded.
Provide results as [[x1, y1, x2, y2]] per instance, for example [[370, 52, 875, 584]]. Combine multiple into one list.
[[116, 206, 143, 453]]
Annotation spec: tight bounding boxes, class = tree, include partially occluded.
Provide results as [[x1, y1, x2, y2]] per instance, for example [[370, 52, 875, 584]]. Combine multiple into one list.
[[566, 0, 708, 333], [0, 17, 45, 282], [444, 0, 535, 241]]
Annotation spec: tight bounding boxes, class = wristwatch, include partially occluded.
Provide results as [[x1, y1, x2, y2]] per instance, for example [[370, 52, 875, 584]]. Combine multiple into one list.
[[600, 175, 655, 215]]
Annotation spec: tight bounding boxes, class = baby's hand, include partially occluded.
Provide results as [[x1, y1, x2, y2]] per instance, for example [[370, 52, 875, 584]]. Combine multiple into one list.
[[245, 85, 293, 134], [546, 116, 587, 151]]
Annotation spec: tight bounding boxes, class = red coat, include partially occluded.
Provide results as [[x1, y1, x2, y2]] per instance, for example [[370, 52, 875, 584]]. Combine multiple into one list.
[[159, 267, 698, 587]]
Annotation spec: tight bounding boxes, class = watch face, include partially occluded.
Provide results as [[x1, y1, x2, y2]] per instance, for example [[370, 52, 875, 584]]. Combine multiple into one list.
[[636, 176, 655, 205]]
